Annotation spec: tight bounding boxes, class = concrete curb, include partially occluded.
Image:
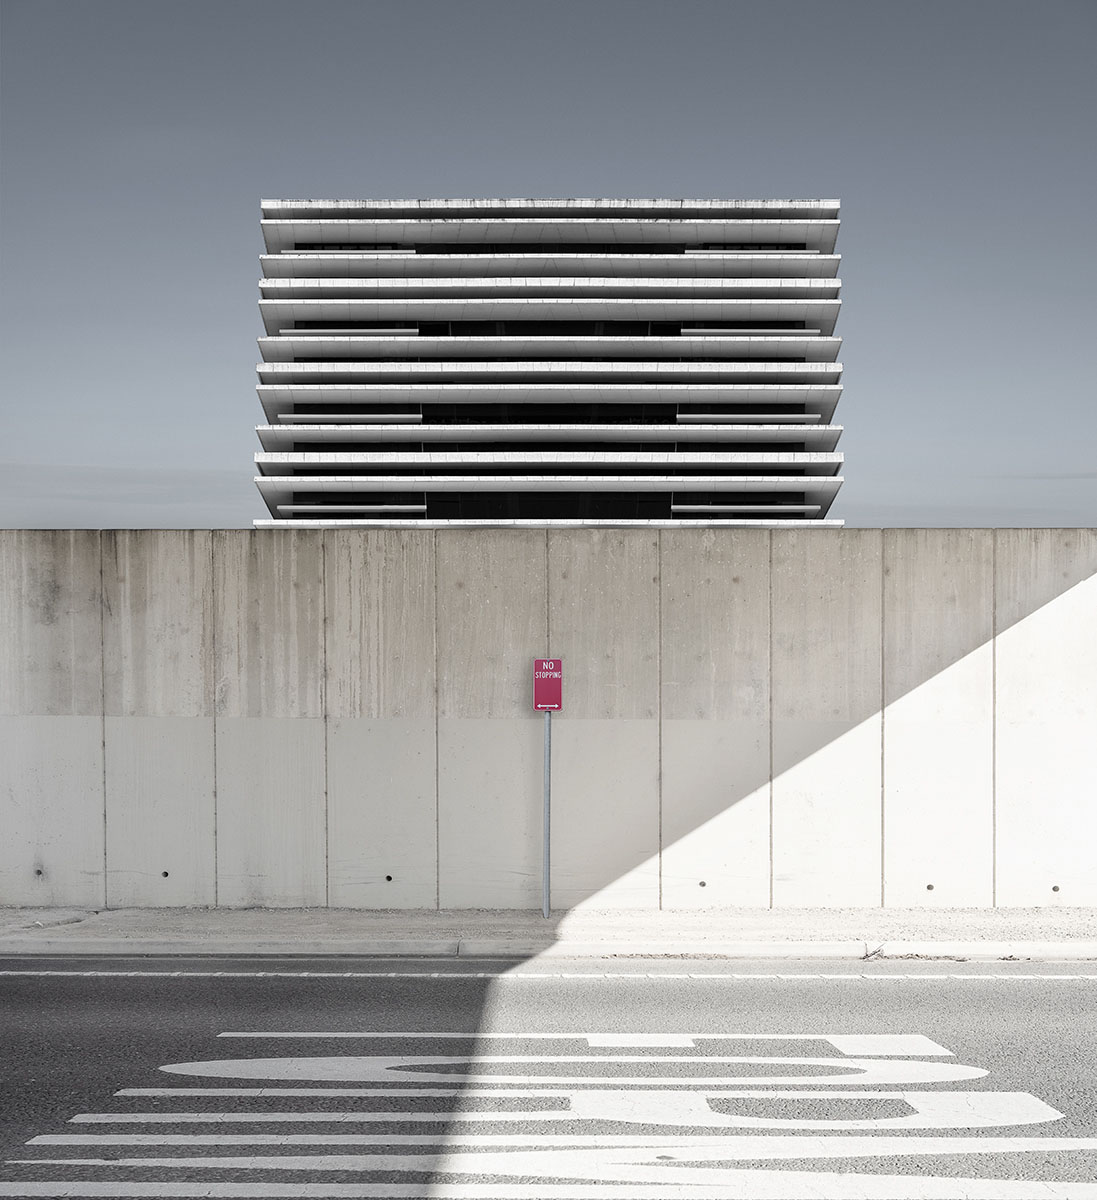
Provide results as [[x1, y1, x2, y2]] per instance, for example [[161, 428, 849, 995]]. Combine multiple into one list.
[[0, 939, 462, 958], [2, 938, 1097, 960]]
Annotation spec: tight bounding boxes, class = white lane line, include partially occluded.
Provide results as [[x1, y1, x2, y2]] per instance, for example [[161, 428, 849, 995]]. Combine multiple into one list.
[[1, 970, 1095, 980], [217, 1031, 701, 1043], [4, 1180, 1097, 1199], [72, 1111, 566, 1124], [117, 1087, 565, 1097], [214, 1033, 952, 1056]]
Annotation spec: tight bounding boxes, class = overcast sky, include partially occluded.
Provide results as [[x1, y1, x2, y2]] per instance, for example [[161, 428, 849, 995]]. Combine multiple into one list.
[[1, 0, 1094, 528]]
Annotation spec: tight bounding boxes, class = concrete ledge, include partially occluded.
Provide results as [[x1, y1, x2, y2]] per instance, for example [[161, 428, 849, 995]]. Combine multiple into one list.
[[874, 940, 1097, 961], [0, 909, 88, 936], [456, 939, 871, 959], [0, 938, 462, 957], [3, 938, 1097, 961], [3, 908, 1097, 961]]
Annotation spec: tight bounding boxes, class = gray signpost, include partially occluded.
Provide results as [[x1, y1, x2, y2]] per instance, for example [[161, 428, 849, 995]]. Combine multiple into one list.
[[533, 659, 562, 919]]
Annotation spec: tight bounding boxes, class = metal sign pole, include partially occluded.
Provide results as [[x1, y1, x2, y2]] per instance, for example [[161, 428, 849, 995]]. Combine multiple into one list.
[[533, 659, 560, 921], [542, 709, 551, 919]]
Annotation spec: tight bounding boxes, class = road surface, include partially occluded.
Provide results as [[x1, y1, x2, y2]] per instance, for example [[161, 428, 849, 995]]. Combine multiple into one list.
[[1, 956, 1095, 1197]]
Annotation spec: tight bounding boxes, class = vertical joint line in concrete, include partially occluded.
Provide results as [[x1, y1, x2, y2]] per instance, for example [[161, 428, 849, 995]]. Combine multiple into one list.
[[210, 532, 218, 908], [98, 531, 108, 909], [321, 531, 330, 909], [657, 529, 663, 911], [767, 529, 774, 910], [991, 530, 998, 907], [433, 528, 440, 911], [879, 529, 886, 909]]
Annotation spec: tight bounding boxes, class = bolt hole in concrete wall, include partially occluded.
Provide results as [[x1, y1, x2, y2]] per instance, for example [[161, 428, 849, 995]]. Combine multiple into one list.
[[927, 885, 934, 891], [0, 528, 1095, 910]]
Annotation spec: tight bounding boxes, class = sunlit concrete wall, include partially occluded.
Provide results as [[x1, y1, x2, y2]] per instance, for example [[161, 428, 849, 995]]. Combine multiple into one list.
[[1, 528, 1094, 910]]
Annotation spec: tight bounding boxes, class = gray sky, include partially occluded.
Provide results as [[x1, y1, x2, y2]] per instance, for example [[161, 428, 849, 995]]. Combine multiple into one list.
[[2, 0, 1094, 528]]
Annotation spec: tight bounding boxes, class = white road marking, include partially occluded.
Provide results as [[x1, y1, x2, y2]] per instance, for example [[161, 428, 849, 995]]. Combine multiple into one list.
[[217, 1031, 704, 1045], [586, 1033, 698, 1046], [70, 1090, 1061, 1130], [216, 1032, 954, 1055], [566, 1089, 1061, 1129], [45, 1131, 1093, 1149], [7, 1025, 1095, 1198], [3, 1179, 1097, 1199], [825, 1034, 954, 1056], [24, 1133, 1097, 1159], [71, 1111, 567, 1124], [157, 1052, 987, 1086], [1, 969, 1096, 980], [116, 1087, 570, 1097]]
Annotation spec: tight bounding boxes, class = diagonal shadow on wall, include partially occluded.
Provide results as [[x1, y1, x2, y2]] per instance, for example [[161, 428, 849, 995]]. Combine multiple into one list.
[[429, 526, 1097, 923], [0, 527, 1095, 920]]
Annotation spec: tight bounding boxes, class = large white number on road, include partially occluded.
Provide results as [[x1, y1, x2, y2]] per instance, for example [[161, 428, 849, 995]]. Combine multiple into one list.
[[7, 1031, 1097, 1198]]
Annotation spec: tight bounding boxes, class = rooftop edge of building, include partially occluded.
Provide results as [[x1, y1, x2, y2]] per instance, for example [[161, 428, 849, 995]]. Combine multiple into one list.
[[262, 198, 840, 218]]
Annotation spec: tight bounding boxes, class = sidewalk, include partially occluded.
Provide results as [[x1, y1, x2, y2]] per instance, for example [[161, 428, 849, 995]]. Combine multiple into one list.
[[3, 906, 1097, 960]]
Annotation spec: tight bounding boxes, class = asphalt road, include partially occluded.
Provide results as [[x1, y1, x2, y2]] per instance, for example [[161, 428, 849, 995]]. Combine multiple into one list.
[[1, 956, 1095, 1197]]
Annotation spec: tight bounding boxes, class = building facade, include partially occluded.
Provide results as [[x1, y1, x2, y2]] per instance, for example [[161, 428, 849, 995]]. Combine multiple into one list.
[[254, 199, 843, 525]]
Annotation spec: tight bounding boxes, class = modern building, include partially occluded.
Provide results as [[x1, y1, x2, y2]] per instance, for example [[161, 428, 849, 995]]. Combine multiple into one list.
[[254, 199, 843, 525]]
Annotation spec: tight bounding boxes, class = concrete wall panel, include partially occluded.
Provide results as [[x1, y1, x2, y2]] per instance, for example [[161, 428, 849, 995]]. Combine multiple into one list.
[[550, 719, 659, 909], [547, 531, 660, 909], [660, 531, 770, 907], [0, 716, 104, 906], [327, 718, 437, 908], [436, 531, 545, 903], [102, 531, 215, 906], [995, 530, 1097, 905], [325, 532, 437, 907], [882, 529, 994, 906], [104, 717, 215, 906], [215, 717, 326, 907], [438, 718, 543, 908], [660, 720, 769, 906], [0, 532, 104, 906], [771, 530, 883, 906], [212, 533, 326, 907]]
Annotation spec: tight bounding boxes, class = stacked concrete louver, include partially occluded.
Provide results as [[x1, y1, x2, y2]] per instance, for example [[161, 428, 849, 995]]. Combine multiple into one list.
[[254, 199, 843, 525]]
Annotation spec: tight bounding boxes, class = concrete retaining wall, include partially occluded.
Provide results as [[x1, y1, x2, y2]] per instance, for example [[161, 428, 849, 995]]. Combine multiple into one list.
[[2, 528, 1094, 909]]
